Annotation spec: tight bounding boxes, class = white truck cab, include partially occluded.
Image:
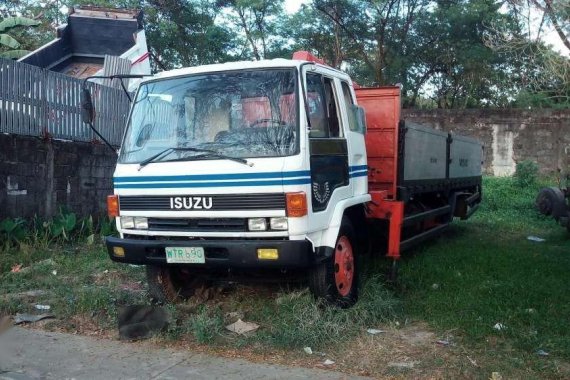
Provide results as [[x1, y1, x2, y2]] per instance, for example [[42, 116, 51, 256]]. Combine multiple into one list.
[[106, 57, 371, 306]]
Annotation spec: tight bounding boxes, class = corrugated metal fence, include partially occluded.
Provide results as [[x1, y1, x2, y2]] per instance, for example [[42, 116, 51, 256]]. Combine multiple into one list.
[[0, 58, 131, 146]]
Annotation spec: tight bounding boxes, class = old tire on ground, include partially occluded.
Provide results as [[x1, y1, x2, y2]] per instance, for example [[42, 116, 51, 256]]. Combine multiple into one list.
[[309, 218, 358, 308], [536, 187, 565, 218], [146, 265, 203, 304]]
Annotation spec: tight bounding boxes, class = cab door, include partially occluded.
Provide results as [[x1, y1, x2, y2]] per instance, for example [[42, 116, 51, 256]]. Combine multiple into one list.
[[338, 79, 368, 196], [305, 70, 351, 231]]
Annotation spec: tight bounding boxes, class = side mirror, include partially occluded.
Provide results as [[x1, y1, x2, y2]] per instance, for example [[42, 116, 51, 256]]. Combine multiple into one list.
[[81, 88, 95, 124], [355, 106, 367, 133]]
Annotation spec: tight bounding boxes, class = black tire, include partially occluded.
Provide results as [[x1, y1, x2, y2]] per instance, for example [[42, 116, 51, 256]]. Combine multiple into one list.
[[309, 218, 358, 308], [145, 265, 204, 304]]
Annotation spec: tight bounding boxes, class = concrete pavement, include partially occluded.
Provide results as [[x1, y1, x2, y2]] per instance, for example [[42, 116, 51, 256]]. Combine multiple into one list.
[[0, 327, 366, 379]]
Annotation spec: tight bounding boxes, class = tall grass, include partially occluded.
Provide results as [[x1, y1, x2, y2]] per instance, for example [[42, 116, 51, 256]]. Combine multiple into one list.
[[161, 275, 401, 349], [250, 275, 400, 348]]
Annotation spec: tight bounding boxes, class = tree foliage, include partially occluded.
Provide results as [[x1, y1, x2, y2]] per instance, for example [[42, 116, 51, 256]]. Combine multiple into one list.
[[485, 0, 570, 107], [216, 0, 285, 60], [142, 0, 236, 70], [0, 16, 40, 58]]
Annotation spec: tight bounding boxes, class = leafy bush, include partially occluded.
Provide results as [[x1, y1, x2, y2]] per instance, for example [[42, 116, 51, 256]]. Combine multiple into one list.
[[0, 218, 27, 247], [0, 210, 115, 250], [50, 210, 77, 240], [514, 160, 539, 188], [98, 216, 118, 238]]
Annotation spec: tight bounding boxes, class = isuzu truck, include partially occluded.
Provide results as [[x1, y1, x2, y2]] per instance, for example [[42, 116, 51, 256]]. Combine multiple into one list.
[[99, 52, 482, 307]]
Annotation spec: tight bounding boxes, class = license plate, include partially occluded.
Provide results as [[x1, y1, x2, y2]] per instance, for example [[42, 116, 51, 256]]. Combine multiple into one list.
[[165, 247, 205, 264]]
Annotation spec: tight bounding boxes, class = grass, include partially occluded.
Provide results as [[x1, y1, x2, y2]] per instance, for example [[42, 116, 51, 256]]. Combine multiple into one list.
[[399, 176, 570, 376], [232, 276, 399, 349], [0, 245, 146, 332], [160, 275, 400, 350]]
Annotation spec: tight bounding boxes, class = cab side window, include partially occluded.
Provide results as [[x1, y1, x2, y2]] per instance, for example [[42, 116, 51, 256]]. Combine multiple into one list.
[[341, 81, 356, 132], [341, 81, 365, 134], [306, 74, 341, 138], [306, 73, 328, 138], [323, 77, 340, 137]]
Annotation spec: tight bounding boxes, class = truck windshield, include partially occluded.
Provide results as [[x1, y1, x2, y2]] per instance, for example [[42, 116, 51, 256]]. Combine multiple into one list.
[[119, 68, 298, 164]]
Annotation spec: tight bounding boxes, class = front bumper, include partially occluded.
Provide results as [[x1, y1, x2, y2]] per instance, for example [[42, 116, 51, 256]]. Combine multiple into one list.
[[105, 236, 314, 269]]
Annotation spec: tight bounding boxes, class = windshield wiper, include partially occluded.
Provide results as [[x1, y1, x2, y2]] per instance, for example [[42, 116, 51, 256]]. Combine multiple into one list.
[[162, 152, 253, 167], [138, 147, 215, 170], [138, 147, 253, 170]]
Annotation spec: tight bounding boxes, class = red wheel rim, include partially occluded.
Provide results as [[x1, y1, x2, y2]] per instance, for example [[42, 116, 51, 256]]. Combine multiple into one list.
[[334, 236, 354, 297]]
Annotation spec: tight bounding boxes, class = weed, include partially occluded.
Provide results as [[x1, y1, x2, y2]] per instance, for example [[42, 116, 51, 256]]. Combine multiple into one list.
[[0, 218, 27, 248], [514, 160, 539, 188], [189, 305, 225, 344], [98, 216, 118, 238], [0, 210, 117, 262], [50, 209, 77, 241], [0, 244, 146, 334], [475, 176, 553, 232]]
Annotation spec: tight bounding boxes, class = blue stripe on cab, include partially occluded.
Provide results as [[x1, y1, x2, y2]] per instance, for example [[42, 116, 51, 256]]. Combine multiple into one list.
[[113, 167, 368, 188], [114, 170, 311, 183], [114, 177, 311, 189], [349, 170, 368, 178], [349, 165, 368, 172]]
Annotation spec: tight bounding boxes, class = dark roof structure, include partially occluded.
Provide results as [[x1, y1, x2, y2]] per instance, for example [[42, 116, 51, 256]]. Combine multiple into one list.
[[19, 6, 143, 78]]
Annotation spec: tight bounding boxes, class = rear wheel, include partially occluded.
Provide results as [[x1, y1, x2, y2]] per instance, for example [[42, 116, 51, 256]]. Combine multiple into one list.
[[146, 265, 204, 304], [309, 218, 358, 308]]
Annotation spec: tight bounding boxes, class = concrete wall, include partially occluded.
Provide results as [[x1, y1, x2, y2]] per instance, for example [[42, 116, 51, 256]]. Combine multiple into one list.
[[403, 109, 570, 176], [0, 134, 115, 219]]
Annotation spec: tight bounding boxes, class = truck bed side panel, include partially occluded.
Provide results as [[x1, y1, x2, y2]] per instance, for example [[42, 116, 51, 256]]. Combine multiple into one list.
[[401, 123, 448, 182], [449, 135, 482, 179]]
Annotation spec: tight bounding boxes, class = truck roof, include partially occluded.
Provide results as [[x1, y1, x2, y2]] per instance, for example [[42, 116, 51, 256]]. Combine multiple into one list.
[[144, 58, 351, 84]]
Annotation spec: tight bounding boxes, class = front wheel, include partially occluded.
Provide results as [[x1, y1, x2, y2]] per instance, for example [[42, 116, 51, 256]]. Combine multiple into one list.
[[309, 218, 358, 308], [146, 265, 204, 304]]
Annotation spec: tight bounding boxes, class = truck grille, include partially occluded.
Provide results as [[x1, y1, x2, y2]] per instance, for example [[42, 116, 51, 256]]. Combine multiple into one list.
[[148, 218, 247, 232], [119, 193, 286, 211]]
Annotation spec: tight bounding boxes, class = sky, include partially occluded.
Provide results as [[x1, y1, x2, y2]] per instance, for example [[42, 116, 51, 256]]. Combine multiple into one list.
[[284, 0, 308, 14], [539, 26, 568, 56]]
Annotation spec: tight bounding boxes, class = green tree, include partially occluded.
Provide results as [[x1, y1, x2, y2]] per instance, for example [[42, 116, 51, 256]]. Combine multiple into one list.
[[143, 0, 236, 70], [309, 0, 514, 108], [0, 16, 40, 58], [485, 0, 570, 107], [285, 3, 350, 67], [412, 1, 517, 108], [216, 0, 285, 60]]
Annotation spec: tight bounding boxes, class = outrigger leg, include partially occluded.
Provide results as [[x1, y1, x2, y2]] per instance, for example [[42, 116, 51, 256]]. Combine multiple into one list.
[[367, 191, 404, 282]]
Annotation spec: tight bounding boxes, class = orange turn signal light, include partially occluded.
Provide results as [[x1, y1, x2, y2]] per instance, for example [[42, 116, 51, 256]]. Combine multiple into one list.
[[286, 192, 307, 217], [107, 195, 119, 217]]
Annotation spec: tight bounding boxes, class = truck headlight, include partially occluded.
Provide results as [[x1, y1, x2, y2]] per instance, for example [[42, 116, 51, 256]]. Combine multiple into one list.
[[248, 218, 267, 231], [134, 217, 148, 229], [270, 217, 288, 230], [121, 216, 134, 229]]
